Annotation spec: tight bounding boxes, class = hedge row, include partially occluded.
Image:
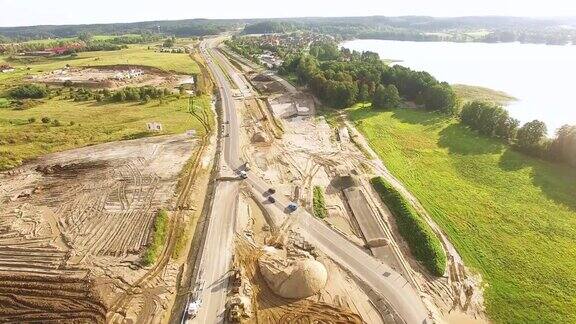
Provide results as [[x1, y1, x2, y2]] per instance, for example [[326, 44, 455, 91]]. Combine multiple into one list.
[[370, 176, 446, 276], [142, 209, 169, 266], [312, 186, 328, 219]]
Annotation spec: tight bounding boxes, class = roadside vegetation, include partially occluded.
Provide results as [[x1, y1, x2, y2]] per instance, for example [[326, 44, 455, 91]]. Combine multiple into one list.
[[312, 186, 328, 219], [370, 176, 446, 276], [350, 106, 576, 323], [142, 209, 169, 266]]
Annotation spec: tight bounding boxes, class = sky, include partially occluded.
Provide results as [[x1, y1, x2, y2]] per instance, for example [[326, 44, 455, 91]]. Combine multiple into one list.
[[1, 0, 575, 27]]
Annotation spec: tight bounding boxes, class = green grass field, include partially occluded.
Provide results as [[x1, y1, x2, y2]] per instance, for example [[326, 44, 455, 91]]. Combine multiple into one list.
[[452, 84, 516, 105], [348, 106, 576, 323], [0, 95, 211, 170]]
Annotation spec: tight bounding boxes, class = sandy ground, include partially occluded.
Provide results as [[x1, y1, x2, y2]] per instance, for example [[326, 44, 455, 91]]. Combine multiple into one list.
[[0, 134, 199, 323], [31, 65, 192, 90], [234, 192, 391, 323]]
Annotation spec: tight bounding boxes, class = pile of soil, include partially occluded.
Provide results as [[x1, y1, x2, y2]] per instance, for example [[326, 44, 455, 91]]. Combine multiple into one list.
[[258, 247, 328, 299]]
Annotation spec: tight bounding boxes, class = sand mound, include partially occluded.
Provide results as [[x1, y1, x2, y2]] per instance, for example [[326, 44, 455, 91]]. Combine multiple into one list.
[[258, 248, 327, 299], [251, 132, 269, 143]]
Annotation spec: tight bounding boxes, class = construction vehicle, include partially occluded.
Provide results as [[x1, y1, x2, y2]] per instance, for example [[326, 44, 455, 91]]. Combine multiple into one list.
[[227, 303, 242, 323], [186, 297, 201, 319]]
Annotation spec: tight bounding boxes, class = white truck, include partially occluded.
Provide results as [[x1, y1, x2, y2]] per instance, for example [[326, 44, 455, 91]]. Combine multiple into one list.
[[186, 298, 202, 319]]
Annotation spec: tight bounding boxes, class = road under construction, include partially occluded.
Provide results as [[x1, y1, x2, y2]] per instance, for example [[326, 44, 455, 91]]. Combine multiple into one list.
[[171, 36, 435, 324]]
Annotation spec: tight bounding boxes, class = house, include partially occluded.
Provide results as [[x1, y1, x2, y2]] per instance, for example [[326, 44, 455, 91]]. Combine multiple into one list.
[[146, 122, 163, 132]]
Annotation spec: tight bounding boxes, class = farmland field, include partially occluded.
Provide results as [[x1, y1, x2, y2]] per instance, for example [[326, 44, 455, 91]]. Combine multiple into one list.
[[348, 106, 576, 323]]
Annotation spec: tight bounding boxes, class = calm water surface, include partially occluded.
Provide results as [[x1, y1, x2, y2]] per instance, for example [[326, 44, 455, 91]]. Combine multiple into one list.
[[342, 39, 576, 134]]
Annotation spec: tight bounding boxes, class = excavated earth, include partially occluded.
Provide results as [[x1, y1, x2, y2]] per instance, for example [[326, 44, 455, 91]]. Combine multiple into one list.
[[0, 134, 197, 322]]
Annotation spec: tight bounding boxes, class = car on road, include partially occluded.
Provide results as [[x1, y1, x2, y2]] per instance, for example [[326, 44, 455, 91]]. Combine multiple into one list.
[[287, 203, 298, 212], [267, 196, 276, 203], [267, 188, 276, 194]]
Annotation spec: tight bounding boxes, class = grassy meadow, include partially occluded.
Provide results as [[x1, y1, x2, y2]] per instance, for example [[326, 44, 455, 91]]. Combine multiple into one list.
[[452, 84, 517, 105], [348, 106, 576, 323], [0, 95, 212, 170]]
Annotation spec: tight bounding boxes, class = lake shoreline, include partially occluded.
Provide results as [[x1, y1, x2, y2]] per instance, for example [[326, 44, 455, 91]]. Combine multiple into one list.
[[341, 39, 576, 134]]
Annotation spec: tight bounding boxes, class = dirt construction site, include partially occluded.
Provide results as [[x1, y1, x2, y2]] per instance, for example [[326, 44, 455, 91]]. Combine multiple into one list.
[[222, 47, 488, 323], [31, 65, 194, 90], [0, 134, 209, 323]]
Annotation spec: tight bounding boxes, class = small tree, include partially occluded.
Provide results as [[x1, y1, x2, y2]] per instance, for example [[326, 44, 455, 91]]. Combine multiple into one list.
[[163, 36, 176, 48], [383, 84, 401, 109], [78, 31, 93, 43], [516, 120, 547, 156], [358, 83, 370, 103], [371, 84, 387, 109]]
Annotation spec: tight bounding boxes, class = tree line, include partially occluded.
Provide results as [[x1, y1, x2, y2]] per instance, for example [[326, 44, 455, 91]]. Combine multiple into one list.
[[7, 83, 171, 104], [279, 40, 457, 113], [461, 101, 576, 168], [67, 86, 170, 103]]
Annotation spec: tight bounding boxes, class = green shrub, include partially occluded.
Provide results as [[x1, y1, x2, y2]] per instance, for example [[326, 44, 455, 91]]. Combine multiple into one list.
[[28, 117, 36, 124], [9, 84, 49, 99], [0, 98, 9, 108], [142, 209, 169, 266], [51, 119, 62, 127], [312, 186, 328, 219], [41, 117, 51, 124], [370, 176, 446, 276]]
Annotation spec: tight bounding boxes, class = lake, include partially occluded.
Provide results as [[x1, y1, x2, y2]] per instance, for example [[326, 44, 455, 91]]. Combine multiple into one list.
[[341, 39, 576, 134]]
